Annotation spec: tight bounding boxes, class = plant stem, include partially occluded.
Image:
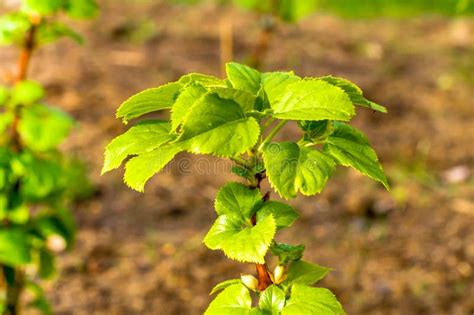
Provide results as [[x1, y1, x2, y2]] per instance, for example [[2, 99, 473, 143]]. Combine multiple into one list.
[[4, 18, 39, 315], [255, 263, 272, 291], [247, 172, 273, 291], [259, 120, 287, 151], [4, 268, 25, 315], [261, 117, 276, 130], [11, 18, 38, 152], [248, 14, 275, 70], [16, 25, 36, 82]]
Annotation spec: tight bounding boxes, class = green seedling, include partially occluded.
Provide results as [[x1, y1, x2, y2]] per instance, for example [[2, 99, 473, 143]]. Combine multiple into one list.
[[103, 62, 389, 314]]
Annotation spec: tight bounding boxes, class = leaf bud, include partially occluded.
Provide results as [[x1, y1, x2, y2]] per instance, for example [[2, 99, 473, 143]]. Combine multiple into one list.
[[46, 234, 67, 253], [240, 274, 258, 291], [273, 265, 287, 284]]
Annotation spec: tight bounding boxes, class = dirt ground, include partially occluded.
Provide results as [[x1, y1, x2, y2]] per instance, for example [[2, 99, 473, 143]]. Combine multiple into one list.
[[1, 1, 474, 314]]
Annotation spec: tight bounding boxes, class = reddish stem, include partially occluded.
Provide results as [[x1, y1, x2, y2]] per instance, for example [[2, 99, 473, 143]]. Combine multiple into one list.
[[255, 263, 273, 291], [249, 172, 273, 291], [10, 19, 38, 151]]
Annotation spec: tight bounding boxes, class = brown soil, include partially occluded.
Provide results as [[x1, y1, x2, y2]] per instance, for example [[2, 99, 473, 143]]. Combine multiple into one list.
[[1, 1, 473, 314]]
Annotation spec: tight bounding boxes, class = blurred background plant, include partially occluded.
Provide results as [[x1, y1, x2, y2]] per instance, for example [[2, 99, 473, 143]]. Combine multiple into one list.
[[0, 1, 97, 314], [166, 0, 473, 69]]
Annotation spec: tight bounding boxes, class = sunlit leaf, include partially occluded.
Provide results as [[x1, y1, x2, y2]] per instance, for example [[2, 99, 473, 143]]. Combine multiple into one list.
[[102, 120, 174, 174], [205, 283, 258, 315], [282, 284, 346, 315], [124, 144, 182, 192], [170, 83, 208, 131], [262, 71, 301, 106], [259, 285, 286, 314], [255, 201, 298, 229], [323, 122, 389, 189], [319, 76, 387, 113], [116, 82, 182, 123], [0, 228, 31, 266], [226, 62, 262, 95], [177, 93, 260, 157], [271, 79, 355, 121], [210, 279, 241, 295], [283, 260, 331, 288], [204, 214, 276, 263], [214, 182, 262, 218], [263, 142, 335, 199]]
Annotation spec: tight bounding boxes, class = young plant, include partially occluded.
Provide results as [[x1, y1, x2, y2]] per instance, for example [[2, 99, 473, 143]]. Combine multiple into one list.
[[0, 1, 97, 314], [227, 0, 319, 69], [103, 62, 389, 314]]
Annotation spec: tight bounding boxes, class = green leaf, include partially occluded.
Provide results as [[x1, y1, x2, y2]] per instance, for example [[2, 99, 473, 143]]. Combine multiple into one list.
[[177, 93, 260, 157], [277, 0, 319, 22], [0, 229, 31, 266], [298, 120, 334, 142], [215, 182, 262, 218], [124, 144, 182, 192], [271, 79, 355, 121], [259, 285, 286, 315], [18, 105, 73, 152], [0, 13, 31, 46], [37, 22, 84, 45], [319, 76, 387, 113], [314, 0, 474, 19], [102, 120, 174, 174], [0, 86, 9, 105], [22, 0, 63, 15], [6, 204, 29, 224], [282, 284, 346, 315], [262, 71, 301, 106], [63, 0, 99, 19], [270, 243, 305, 264], [204, 214, 276, 263], [231, 165, 251, 179], [0, 112, 14, 135], [256, 201, 298, 229], [38, 249, 56, 279], [210, 279, 241, 295], [11, 80, 45, 105], [283, 260, 330, 288], [205, 283, 256, 315], [323, 123, 389, 189], [116, 82, 182, 123], [210, 87, 257, 112], [263, 142, 336, 199], [17, 152, 65, 200], [179, 73, 226, 87], [226, 62, 262, 95], [170, 83, 208, 131], [232, 0, 272, 13], [25, 281, 53, 315]]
